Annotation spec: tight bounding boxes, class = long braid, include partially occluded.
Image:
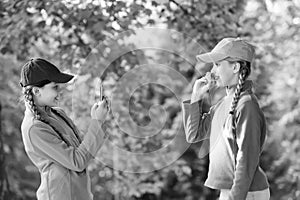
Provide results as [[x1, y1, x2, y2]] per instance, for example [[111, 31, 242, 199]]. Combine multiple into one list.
[[229, 61, 251, 116], [228, 61, 251, 134], [22, 86, 70, 145], [226, 61, 251, 168]]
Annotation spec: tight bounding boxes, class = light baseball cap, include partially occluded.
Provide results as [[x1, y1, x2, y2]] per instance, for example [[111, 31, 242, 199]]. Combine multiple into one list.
[[196, 38, 255, 63], [20, 58, 74, 87]]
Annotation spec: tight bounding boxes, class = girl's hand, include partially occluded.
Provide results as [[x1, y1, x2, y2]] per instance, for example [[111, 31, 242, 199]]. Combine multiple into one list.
[[91, 98, 109, 122], [191, 72, 216, 103]]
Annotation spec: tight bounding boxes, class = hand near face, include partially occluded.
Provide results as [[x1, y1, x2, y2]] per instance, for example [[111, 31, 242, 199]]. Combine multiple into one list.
[[191, 72, 216, 103], [91, 98, 110, 122]]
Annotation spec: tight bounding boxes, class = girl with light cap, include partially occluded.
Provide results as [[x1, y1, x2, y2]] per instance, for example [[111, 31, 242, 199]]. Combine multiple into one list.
[[182, 38, 270, 200], [20, 58, 109, 200]]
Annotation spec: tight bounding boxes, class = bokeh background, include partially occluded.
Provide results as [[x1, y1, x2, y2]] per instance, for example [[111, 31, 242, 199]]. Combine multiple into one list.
[[0, 0, 300, 199]]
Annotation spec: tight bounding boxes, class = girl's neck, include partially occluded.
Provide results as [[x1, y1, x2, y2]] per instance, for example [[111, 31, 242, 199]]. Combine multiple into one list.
[[225, 84, 237, 96], [225, 75, 239, 95]]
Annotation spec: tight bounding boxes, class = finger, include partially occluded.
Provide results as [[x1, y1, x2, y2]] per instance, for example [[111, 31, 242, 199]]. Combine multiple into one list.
[[103, 96, 110, 109], [199, 77, 208, 83], [97, 101, 107, 110], [97, 100, 106, 106], [195, 77, 208, 86], [92, 102, 98, 110]]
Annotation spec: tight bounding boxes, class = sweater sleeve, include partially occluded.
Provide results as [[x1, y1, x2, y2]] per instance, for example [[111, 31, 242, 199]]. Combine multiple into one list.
[[181, 99, 212, 143], [28, 119, 106, 172], [229, 100, 265, 200]]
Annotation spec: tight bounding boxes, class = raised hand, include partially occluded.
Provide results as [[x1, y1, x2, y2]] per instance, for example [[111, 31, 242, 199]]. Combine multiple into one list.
[[191, 72, 216, 103]]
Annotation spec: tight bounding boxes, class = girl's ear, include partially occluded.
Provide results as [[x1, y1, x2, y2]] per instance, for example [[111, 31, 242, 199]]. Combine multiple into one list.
[[233, 62, 240, 74], [32, 87, 40, 96]]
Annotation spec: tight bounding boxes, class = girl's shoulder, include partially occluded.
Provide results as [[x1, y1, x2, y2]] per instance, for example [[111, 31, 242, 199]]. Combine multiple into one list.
[[22, 116, 49, 132], [21, 116, 53, 144], [237, 92, 259, 108], [235, 93, 263, 117]]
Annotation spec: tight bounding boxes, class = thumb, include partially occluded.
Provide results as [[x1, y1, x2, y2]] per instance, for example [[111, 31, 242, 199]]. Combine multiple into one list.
[[92, 102, 98, 110]]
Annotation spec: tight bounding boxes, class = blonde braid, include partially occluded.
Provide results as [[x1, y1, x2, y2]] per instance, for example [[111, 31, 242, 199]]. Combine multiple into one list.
[[229, 61, 251, 116], [229, 69, 247, 115], [23, 86, 42, 120]]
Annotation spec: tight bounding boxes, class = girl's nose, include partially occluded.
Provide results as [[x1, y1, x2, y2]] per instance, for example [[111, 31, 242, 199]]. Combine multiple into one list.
[[211, 64, 217, 74]]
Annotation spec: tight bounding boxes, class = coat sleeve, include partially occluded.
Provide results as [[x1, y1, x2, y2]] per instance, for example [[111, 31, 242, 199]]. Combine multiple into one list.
[[229, 100, 266, 200], [181, 99, 212, 143], [28, 119, 107, 172]]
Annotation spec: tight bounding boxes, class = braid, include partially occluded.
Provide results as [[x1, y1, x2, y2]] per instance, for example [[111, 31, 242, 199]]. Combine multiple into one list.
[[229, 61, 251, 115], [229, 69, 247, 115], [23, 86, 42, 120], [227, 61, 251, 136], [22, 86, 70, 145]]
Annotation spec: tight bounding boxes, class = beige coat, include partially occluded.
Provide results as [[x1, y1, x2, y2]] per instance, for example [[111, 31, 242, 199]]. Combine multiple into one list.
[[21, 106, 106, 200]]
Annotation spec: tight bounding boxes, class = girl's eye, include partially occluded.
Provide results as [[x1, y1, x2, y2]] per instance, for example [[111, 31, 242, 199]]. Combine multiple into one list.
[[53, 85, 59, 90]]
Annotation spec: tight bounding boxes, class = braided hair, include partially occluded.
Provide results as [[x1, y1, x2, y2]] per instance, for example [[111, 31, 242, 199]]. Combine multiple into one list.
[[23, 86, 42, 120], [22, 85, 70, 145], [228, 60, 251, 130]]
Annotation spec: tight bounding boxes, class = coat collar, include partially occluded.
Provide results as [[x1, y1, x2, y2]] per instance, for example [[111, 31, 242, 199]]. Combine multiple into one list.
[[24, 106, 82, 146]]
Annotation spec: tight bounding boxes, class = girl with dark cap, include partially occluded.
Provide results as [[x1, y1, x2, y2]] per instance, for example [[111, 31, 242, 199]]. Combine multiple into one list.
[[20, 58, 109, 200], [182, 38, 270, 200]]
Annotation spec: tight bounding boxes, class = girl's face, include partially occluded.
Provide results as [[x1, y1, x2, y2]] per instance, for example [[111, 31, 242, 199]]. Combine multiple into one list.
[[211, 60, 239, 87], [34, 82, 61, 107]]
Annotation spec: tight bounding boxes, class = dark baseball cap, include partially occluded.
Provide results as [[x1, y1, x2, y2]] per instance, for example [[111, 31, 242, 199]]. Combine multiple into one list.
[[196, 38, 255, 63], [20, 58, 74, 87]]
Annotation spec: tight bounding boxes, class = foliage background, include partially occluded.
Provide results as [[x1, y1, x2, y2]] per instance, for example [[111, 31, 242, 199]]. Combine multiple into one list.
[[0, 0, 300, 199]]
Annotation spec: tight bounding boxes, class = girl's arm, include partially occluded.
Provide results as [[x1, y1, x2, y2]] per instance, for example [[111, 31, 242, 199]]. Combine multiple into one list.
[[229, 99, 266, 200], [182, 99, 213, 143], [28, 119, 106, 172], [182, 74, 216, 143]]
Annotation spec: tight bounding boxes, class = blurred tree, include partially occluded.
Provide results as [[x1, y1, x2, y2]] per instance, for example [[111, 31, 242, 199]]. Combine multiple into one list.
[[1, 0, 299, 200], [0, 102, 16, 200], [0, 0, 247, 199]]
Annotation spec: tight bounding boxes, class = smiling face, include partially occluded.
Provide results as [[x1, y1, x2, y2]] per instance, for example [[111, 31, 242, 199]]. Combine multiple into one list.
[[211, 60, 239, 87], [33, 82, 61, 107]]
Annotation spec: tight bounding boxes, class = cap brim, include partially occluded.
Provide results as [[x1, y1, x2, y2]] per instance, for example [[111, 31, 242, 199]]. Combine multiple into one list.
[[51, 72, 74, 83], [196, 52, 227, 63]]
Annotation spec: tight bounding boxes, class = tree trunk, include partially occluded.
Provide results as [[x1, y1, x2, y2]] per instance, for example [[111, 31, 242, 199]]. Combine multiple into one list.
[[0, 102, 13, 200]]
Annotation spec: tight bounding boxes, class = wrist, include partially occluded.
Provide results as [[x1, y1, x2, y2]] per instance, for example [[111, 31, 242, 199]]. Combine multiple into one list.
[[191, 92, 204, 103]]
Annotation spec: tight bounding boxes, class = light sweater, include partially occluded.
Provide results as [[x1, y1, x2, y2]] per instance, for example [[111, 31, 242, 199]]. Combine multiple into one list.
[[182, 80, 269, 200]]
